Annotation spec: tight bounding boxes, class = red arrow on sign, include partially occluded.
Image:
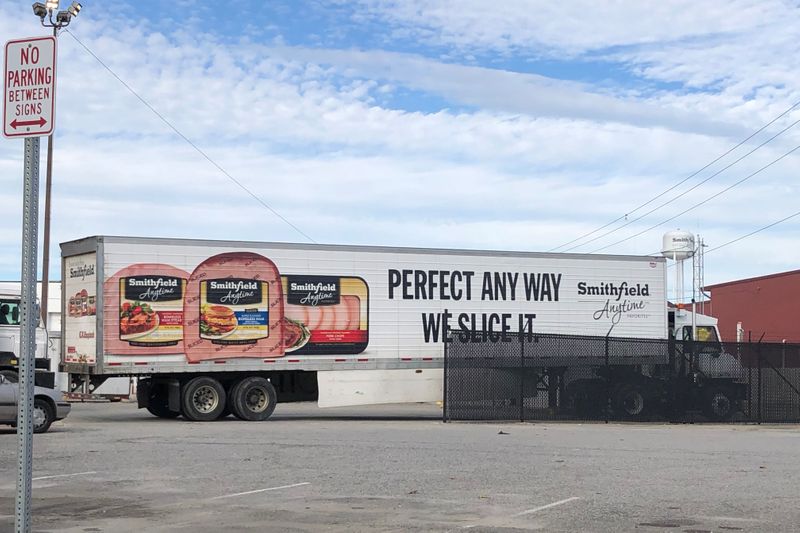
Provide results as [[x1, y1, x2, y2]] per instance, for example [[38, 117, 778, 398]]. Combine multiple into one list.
[[10, 117, 48, 129]]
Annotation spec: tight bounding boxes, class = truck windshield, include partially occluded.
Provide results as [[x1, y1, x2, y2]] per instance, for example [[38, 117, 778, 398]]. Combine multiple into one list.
[[0, 298, 21, 326], [683, 325, 722, 355], [695, 326, 719, 343]]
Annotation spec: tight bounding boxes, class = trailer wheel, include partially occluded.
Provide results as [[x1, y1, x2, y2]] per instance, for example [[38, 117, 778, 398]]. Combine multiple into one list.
[[613, 384, 648, 419], [145, 390, 180, 419], [703, 386, 735, 421], [181, 377, 226, 421], [230, 377, 277, 421]]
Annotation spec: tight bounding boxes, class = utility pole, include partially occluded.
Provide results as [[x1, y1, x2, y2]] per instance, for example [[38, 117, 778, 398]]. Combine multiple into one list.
[[40, 25, 56, 326], [33, 1, 83, 326]]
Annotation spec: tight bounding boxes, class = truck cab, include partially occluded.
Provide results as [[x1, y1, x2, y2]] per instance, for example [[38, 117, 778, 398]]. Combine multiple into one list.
[[0, 292, 53, 387], [670, 309, 743, 380]]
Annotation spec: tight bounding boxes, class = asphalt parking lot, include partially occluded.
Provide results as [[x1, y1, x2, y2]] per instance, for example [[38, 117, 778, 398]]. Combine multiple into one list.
[[1, 402, 800, 532]]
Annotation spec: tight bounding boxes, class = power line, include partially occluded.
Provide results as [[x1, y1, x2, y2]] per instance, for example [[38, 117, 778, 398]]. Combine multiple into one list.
[[589, 140, 800, 253], [549, 99, 800, 252], [64, 29, 317, 244], [706, 210, 800, 254], [562, 116, 800, 252]]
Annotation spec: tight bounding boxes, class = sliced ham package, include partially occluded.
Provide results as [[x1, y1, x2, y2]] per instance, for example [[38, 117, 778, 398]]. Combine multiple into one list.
[[103, 264, 189, 355], [282, 275, 369, 355], [183, 252, 285, 362]]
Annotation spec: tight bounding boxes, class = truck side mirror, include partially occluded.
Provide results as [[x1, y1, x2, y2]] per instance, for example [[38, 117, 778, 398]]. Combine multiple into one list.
[[11, 307, 19, 323]]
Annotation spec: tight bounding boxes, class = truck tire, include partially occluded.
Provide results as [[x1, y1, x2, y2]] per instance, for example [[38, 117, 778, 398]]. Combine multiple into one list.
[[566, 379, 605, 418], [146, 401, 179, 419], [230, 377, 277, 421], [181, 377, 226, 421], [613, 384, 648, 419], [703, 386, 735, 421], [146, 394, 180, 419], [33, 398, 55, 433], [143, 383, 180, 419]]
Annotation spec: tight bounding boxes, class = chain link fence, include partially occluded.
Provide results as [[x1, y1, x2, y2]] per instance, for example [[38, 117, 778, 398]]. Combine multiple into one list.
[[443, 330, 800, 423]]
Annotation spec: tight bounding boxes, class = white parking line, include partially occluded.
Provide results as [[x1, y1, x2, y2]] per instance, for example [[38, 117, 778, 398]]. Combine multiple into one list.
[[32, 471, 97, 481], [695, 515, 764, 523], [209, 482, 310, 500], [514, 496, 581, 516], [461, 496, 581, 529]]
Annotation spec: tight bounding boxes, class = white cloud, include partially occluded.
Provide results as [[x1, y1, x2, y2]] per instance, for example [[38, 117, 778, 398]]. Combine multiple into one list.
[[0, 0, 797, 289], [349, 0, 786, 57]]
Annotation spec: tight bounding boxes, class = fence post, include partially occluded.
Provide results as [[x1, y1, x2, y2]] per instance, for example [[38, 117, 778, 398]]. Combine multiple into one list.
[[747, 332, 752, 420], [782, 339, 786, 369], [747, 348, 752, 420], [757, 340, 763, 425], [519, 325, 525, 422], [604, 326, 612, 424], [442, 324, 449, 423]]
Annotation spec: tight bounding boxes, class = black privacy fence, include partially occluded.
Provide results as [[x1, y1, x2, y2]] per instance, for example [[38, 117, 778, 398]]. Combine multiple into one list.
[[443, 330, 800, 423]]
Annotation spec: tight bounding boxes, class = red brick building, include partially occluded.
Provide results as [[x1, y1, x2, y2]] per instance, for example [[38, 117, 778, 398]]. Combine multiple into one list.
[[705, 269, 800, 343]]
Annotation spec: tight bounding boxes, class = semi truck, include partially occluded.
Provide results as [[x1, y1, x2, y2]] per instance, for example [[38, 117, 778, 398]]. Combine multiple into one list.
[[60, 236, 744, 422]]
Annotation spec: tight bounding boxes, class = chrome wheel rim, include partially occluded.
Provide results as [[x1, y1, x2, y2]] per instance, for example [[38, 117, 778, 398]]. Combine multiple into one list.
[[192, 385, 219, 413], [245, 386, 268, 413]]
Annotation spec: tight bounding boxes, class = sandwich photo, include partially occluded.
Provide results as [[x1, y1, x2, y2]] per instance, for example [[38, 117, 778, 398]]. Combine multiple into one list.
[[200, 304, 238, 338]]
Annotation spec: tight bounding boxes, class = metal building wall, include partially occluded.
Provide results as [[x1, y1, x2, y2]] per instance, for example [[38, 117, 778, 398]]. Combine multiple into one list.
[[706, 270, 800, 343]]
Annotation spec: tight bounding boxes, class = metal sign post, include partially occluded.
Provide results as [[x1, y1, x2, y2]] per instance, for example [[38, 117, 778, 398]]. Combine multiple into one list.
[[15, 136, 40, 533], [5, 35, 56, 533]]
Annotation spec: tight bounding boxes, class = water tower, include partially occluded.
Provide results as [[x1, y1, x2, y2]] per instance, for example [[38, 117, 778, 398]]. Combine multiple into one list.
[[661, 230, 695, 311]]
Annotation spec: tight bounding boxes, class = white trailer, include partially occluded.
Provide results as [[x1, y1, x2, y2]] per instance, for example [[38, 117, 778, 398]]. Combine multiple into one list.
[[61, 236, 736, 421]]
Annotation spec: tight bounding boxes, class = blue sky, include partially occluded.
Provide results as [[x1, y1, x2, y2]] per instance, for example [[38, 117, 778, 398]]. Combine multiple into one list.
[[1, 0, 799, 296]]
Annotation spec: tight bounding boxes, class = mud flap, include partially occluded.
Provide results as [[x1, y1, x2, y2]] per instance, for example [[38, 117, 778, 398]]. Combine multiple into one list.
[[137, 378, 150, 409], [168, 379, 181, 412]]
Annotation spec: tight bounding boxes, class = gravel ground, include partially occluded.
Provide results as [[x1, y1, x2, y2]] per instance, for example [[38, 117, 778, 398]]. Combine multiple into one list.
[[1, 401, 800, 532]]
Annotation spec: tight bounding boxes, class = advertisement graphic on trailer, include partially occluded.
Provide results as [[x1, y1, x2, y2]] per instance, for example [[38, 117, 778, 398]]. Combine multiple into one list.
[[63, 247, 665, 363], [63, 253, 97, 364]]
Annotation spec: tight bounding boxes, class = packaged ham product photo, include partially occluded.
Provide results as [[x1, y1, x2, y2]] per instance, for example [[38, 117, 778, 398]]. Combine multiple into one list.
[[103, 264, 189, 355], [282, 275, 369, 355], [183, 252, 285, 362]]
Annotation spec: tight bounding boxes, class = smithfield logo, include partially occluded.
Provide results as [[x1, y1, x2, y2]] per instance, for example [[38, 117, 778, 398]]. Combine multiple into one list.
[[578, 281, 650, 325], [205, 278, 262, 306], [69, 264, 94, 280], [209, 280, 258, 292], [577, 281, 650, 301], [287, 276, 340, 306], [124, 276, 183, 302]]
